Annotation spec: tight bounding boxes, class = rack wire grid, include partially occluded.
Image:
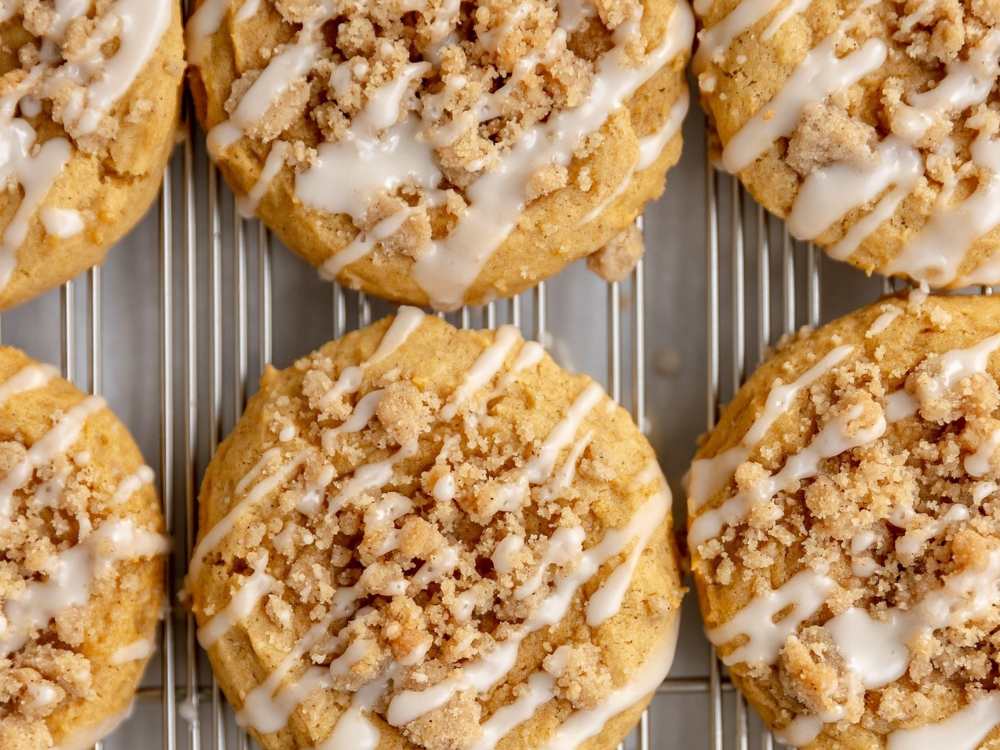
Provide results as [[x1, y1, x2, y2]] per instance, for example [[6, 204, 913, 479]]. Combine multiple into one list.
[[4, 14, 939, 750]]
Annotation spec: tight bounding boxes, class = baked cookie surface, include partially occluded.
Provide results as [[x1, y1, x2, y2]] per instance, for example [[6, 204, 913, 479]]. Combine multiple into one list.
[[0, 347, 167, 749], [695, 0, 1000, 288], [688, 295, 1000, 748], [186, 0, 692, 310], [0, 0, 184, 311], [189, 309, 683, 750]]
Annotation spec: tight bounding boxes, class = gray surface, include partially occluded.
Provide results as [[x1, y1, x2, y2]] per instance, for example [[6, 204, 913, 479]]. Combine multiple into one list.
[[2, 95, 891, 749]]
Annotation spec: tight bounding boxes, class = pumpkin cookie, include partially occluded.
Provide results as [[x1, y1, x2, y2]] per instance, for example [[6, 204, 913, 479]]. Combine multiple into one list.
[[187, 0, 692, 309], [188, 309, 683, 750], [688, 294, 1000, 748], [0, 346, 167, 749], [0, 0, 184, 310], [695, 0, 1000, 288]]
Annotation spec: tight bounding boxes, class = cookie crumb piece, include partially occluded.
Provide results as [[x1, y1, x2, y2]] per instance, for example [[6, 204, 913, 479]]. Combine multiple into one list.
[[587, 224, 644, 282], [542, 642, 613, 709], [786, 102, 877, 176], [403, 690, 483, 750]]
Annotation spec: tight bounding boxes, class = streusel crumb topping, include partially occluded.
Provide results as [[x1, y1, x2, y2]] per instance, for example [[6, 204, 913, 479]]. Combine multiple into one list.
[[193, 319, 679, 750], [692, 298, 1000, 738], [209, 0, 645, 264]]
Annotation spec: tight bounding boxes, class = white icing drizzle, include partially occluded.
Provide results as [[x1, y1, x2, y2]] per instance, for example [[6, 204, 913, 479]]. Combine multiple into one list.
[[687, 344, 852, 513], [829, 546, 1000, 688], [539, 430, 593, 501], [236, 587, 360, 732], [920, 333, 1000, 405], [321, 389, 385, 452], [195, 0, 691, 308], [773, 714, 824, 747], [690, 401, 886, 545], [237, 140, 290, 218], [110, 637, 155, 665], [866, 305, 902, 337], [234, 0, 261, 23], [470, 672, 555, 750], [693, 0, 785, 70], [583, 89, 690, 223], [585, 472, 669, 626], [707, 568, 834, 665], [537, 613, 679, 749], [315, 666, 396, 750], [386, 489, 671, 727], [0, 395, 105, 519], [973, 480, 998, 502], [411, 4, 695, 308], [721, 3, 885, 173], [524, 382, 604, 483], [432, 472, 456, 502], [515, 526, 587, 599], [895, 503, 969, 562], [491, 534, 524, 574], [196, 310, 653, 747], [110, 465, 155, 504], [886, 692, 1000, 750], [186, 0, 232, 65], [762, 0, 811, 38], [0, 363, 58, 407], [0, 0, 171, 289], [717, 13, 1000, 284], [189, 450, 309, 578], [198, 563, 277, 648], [318, 306, 426, 410], [363, 493, 413, 556], [0, 519, 168, 656], [788, 137, 922, 247], [40, 207, 85, 239], [442, 325, 522, 420]]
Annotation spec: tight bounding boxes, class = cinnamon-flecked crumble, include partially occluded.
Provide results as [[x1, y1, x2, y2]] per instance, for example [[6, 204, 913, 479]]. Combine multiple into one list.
[[691, 298, 1000, 738], [194, 326, 679, 750], [0, 429, 158, 745], [209, 0, 647, 265]]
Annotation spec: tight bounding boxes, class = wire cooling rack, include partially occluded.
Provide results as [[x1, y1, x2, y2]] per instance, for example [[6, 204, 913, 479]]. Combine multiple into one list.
[[0, 11, 925, 750]]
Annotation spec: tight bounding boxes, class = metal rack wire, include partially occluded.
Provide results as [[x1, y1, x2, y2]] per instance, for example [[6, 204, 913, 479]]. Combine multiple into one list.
[[3, 108, 783, 750], [1, 19, 916, 749]]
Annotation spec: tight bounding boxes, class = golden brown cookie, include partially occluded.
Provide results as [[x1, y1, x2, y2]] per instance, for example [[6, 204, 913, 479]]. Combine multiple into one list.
[[694, 0, 1000, 288], [186, 0, 692, 310], [688, 294, 1000, 748], [188, 308, 683, 750], [0, 0, 184, 311], [0, 346, 167, 749]]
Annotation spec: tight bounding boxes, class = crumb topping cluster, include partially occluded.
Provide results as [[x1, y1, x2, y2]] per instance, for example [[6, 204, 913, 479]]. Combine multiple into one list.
[[215, 0, 645, 263], [1, 0, 161, 157], [0, 434, 137, 746], [200, 338, 672, 750], [694, 296, 1000, 732], [702, 0, 999, 188]]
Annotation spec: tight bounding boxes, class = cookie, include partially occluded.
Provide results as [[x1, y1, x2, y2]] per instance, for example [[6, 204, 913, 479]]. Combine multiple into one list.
[[695, 0, 1000, 288], [188, 308, 683, 750], [186, 0, 692, 310], [0, 0, 184, 310], [688, 294, 1000, 748], [0, 347, 167, 749]]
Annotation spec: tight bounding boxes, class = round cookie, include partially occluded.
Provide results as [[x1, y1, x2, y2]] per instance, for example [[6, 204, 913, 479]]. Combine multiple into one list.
[[0, 0, 184, 311], [188, 309, 683, 750], [687, 294, 1000, 748], [0, 347, 167, 749], [186, 0, 692, 310], [694, 0, 1000, 288]]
